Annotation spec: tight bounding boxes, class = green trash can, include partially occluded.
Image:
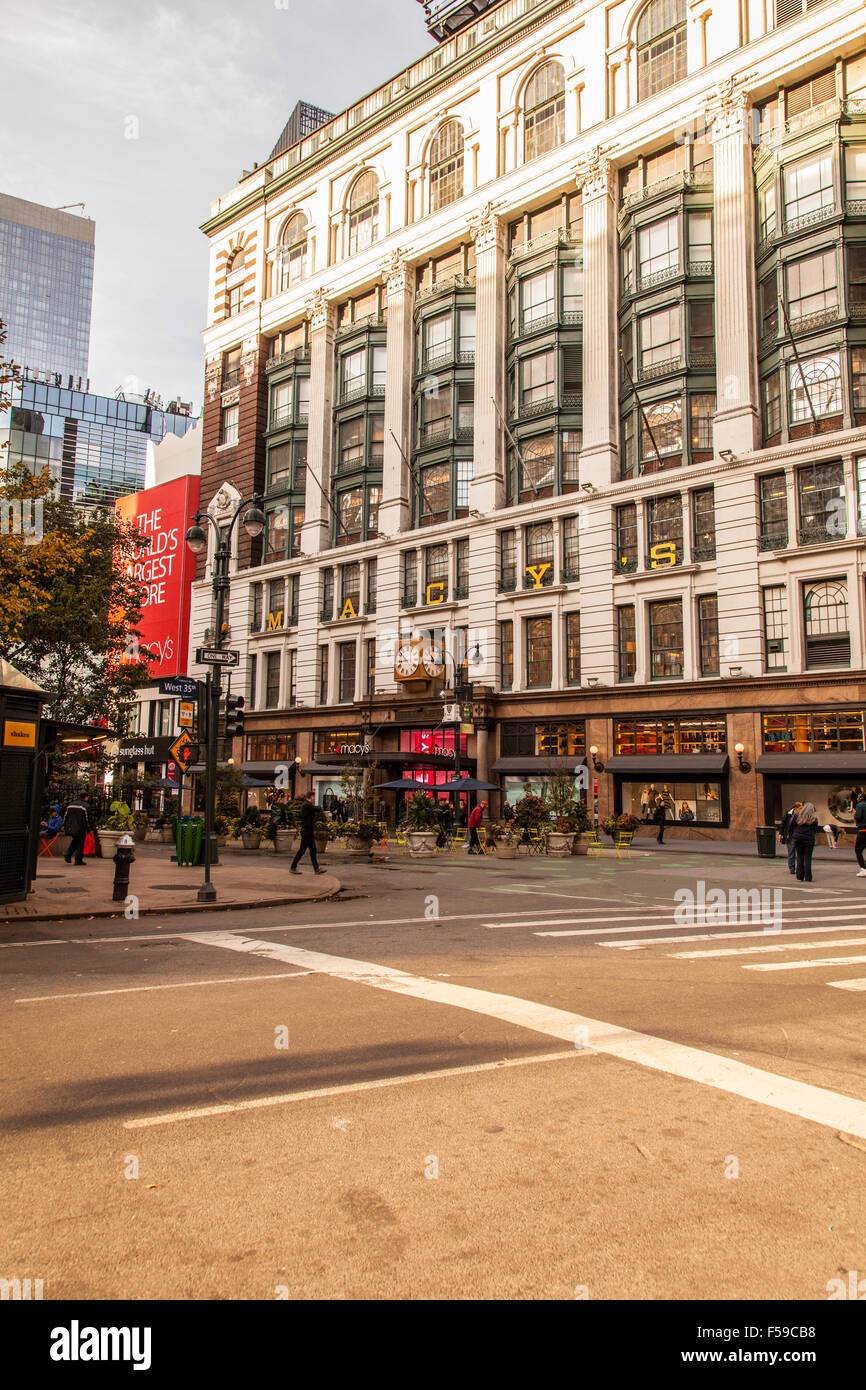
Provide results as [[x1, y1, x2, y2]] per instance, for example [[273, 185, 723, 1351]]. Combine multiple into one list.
[[756, 826, 777, 858]]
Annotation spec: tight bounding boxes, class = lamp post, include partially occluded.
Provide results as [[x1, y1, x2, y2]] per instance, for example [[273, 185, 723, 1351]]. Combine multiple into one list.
[[439, 645, 474, 820], [185, 494, 266, 903]]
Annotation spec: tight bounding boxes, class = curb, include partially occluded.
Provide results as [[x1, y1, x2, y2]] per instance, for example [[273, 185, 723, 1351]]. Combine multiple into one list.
[[0, 882, 342, 927]]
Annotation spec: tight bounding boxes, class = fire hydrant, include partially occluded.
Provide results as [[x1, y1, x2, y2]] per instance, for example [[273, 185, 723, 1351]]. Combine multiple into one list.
[[113, 833, 136, 902]]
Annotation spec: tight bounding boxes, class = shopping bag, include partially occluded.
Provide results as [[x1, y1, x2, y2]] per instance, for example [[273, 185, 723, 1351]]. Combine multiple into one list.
[[83, 831, 96, 857]]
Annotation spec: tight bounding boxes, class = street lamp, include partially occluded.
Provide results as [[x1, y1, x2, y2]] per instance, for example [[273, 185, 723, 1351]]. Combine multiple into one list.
[[439, 644, 474, 820], [185, 493, 264, 903]]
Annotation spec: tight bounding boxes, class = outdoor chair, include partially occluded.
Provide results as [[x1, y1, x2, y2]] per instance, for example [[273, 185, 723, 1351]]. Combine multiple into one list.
[[615, 830, 635, 857], [38, 831, 61, 859], [584, 828, 603, 857]]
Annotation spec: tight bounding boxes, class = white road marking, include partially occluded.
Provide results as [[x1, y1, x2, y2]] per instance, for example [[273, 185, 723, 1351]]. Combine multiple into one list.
[[177, 931, 866, 1140], [124, 1049, 585, 1129], [14, 971, 313, 1003], [745, 954, 866, 973], [671, 938, 866, 960], [828, 979, 866, 991], [599, 922, 866, 949]]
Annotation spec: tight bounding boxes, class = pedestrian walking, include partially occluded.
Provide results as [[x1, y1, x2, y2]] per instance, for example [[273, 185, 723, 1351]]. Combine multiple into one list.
[[63, 795, 94, 866], [854, 793, 866, 877], [467, 801, 486, 854], [790, 802, 819, 882], [779, 800, 803, 875], [652, 801, 667, 844], [290, 792, 326, 875]]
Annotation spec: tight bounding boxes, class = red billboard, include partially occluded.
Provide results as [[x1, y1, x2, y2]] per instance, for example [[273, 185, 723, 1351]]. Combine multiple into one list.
[[115, 474, 200, 680]]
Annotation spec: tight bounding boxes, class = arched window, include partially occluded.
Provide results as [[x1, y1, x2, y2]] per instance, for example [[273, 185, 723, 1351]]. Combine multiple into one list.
[[348, 172, 379, 255], [524, 62, 565, 161], [429, 120, 464, 212], [804, 580, 848, 637], [227, 247, 245, 274], [637, 0, 687, 101], [278, 213, 308, 292]]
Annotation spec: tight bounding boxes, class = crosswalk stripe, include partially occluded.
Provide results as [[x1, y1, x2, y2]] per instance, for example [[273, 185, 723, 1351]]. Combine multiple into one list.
[[599, 922, 866, 949], [744, 954, 866, 972], [671, 937, 866, 959], [489, 904, 866, 932], [828, 978, 866, 991]]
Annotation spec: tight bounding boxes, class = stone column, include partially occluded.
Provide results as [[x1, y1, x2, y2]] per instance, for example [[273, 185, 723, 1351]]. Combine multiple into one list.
[[469, 202, 507, 514], [575, 149, 618, 489], [379, 249, 414, 537], [707, 86, 760, 455], [302, 288, 336, 555]]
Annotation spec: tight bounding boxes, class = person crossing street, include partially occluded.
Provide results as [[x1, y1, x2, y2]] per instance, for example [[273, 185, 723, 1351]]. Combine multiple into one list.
[[290, 792, 326, 875]]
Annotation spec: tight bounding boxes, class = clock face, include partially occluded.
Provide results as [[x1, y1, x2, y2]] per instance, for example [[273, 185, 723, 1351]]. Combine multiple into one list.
[[421, 643, 444, 678], [395, 644, 421, 678]]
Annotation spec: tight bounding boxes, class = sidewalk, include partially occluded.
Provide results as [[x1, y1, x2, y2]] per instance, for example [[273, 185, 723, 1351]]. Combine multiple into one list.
[[2, 843, 340, 923]]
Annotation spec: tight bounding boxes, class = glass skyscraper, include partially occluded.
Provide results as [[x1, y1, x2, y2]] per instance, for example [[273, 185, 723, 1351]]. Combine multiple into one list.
[[0, 193, 95, 381], [4, 374, 196, 507]]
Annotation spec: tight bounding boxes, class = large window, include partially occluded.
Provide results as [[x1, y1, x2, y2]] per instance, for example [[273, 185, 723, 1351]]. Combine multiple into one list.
[[616, 503, 638, 573], [692, 487, 715, 560], [785, 250, 838, 327], [642, 397, 682, 462], [501, 723, 586, 757], [524, 62, 565, 162], [264, 651, 281, 710], [640, 306, 681, 375], [519, 351, 556, 411], [846, 146, 866, 206], [647, 494, 683, 567], [402, 551, 417, 608], [425, 543, 449, 603], [278, 214, 308, 291], [525, 523, 554, 588], [423, 313, 453, 368], [762, 707, 866, 752], [759, 472, 788, 549], [636, 0, 687, 101], [797, 459, 844, 542], [338, 642, 357, 703], [803, 578, 850, 667], [615, 717, 726, 754], [788, 352, 842, 422], [499, 529, 517, 591], [621, 781, 724, 826], [783, 151, 834, 230], [317, 645, 329, 705], [562, 515, 580, 581], [519, 433, 556, 492], [617, 606, 636, 680], [220, 403, 238, 447], [638, 216, 678, 284], [520, 270, 555, 331], [690, 393, 715, 453], [649, 599, 684, 679], [763, 585, 788, 671], [525, 616, 553, 688], [565, 613, 581, 685], [429, 120, 464, 212], [348, 171, 379, 255], [320, 568, 334, 622], [697, 594, 719, 676], [500, 621, 514, 690]]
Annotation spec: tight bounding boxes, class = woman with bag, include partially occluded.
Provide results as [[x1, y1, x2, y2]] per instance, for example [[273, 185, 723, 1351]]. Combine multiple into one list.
[[790, 803, 819, 883]]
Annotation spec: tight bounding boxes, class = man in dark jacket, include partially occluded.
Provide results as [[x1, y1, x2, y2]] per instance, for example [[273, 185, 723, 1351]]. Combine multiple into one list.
[[63, 796, 93, 865], [779, 800, 803, 875], [652, 802, 667, 844], [290, 792, 326, 874], [854, 793, 866, 876]]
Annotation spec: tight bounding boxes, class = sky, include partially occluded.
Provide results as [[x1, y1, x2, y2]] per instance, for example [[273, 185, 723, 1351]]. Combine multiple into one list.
[[1, 0, 431, 410]]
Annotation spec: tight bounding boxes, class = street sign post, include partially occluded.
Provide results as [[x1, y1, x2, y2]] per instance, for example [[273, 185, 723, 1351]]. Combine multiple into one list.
[[196, 648, 240, 667], [178, 701, 194, 729], [159, 676, 199, 699]]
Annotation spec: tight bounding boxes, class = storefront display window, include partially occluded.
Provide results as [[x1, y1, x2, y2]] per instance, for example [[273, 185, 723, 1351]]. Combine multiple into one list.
[[245, 734, 296, 761], [614, 718, 726, 754], [399, 728, 468, 756], [500, 722, 586, 757], [762, 709, 866, 751], [621, 780, 724, 825]]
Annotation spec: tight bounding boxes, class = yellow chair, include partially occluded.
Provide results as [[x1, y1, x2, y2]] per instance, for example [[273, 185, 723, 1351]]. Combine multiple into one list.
[[476, 826, 491, 855], [528, 829, 546, 855], [453, 827, 467, 845], [615, 830, 634, 857], [395, 827, 408, 848], [584, 828, 603, 857]]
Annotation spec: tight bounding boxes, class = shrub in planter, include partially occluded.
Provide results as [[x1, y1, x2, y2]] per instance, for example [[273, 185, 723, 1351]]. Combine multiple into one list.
[[616, 813, 638, 833], [601, 815, 617, 841], [405, 792, 440, 856], [132, 811, 149, 843], [342, 819, 378, 855], [214, 815, 229, 848], [102, 800, 135, 832]]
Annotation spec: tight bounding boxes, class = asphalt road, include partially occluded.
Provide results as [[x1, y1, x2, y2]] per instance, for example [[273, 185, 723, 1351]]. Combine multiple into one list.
[[2, 848, 865, 1301]]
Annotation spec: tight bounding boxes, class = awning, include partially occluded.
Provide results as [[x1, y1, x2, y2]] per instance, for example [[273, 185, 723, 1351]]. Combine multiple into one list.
[[240, 761, 294, 780], [605, 754, 729, 776], [757, 753, 866, 775], [492, 756, 588, 773], [301, 762, 348, 776]]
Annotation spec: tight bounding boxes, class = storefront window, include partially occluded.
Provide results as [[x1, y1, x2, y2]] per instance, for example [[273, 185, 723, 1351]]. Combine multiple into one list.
[[621, 781, 724, 826], [762, 709, 866, 751], [614, 718, 727, 754], [245, 733, 297, 761], [500, 722, 586, 756], [399, 728, 468, 756]]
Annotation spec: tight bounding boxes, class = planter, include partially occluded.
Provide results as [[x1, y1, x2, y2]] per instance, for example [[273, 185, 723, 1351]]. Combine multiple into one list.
[[571, 833, 590, 856], [216, 834, 227, 848], [97, 829, 124, 855], [495, 844, 519, 859], [314, 833, 329, 855], [406, 830, 438, 858], [546, 831, 573, 858], [132, 824, 148, 843], [274, 829, 297, 855], [242, 830, 262, 850], [159, 827, 174, 844], [345, 834, 374, 857]]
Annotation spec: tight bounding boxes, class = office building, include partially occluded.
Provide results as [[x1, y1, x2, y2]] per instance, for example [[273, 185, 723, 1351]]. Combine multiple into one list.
[[189, 0, 866, 838], [0, 193, 94, 381]]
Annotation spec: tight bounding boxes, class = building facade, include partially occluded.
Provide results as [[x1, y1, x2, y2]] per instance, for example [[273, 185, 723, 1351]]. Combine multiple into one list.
[[191, 0, 866, 838], [2, 370, 196, 507], [0, 193, 94, 381]]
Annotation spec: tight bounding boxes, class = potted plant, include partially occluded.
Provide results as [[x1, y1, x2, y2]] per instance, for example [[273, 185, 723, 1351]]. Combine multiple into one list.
[[404, 792, 440, 857], [239, 806, 263, 849], [492, 823, 520, 859], [342, 819, 378, 857], [546, 813, 575, 858], [615, 813, 638, 840], [132, 810, 149, 843], [99, 800, 134, 854], [513, 793, 549, 852], [214, 815, 229, 848], [267, 802, 298, 854], [601, 815, 617, 842]]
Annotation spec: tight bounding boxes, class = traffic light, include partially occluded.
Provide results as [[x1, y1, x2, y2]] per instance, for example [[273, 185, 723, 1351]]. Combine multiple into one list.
[[224, 694, 245, 739]]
